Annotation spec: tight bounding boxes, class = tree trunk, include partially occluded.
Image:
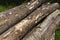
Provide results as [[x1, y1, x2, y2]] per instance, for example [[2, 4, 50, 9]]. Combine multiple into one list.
[[0, 3, 59, 40], [41, 16, 60, 40], [0, 0, 46, 34], [22, 10, 60, 40]]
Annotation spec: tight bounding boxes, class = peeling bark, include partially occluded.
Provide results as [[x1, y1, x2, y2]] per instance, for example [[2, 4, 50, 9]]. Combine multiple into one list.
[[0, 0, 46, 34], [22, 10, 60, 40], [0, 3, 59, 40]]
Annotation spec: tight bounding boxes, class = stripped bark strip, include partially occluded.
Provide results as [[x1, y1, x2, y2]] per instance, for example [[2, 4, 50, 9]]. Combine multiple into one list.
[[0, 3, 59, 40], [0, 0, 46, 34], [22, 10, 60, 40]]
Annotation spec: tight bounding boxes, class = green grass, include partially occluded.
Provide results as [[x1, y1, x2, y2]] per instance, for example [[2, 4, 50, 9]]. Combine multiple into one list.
[[0, 0, 29, 12], [0, 5, 14, 12], [55, 25, 60, 40]]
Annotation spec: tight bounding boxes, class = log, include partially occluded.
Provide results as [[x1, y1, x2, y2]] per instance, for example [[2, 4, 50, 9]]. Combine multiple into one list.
[[41, 16, 60, 40], [0, 3, 59, 40], [0, 0, 46, 34], [22, 10, 60, 40]]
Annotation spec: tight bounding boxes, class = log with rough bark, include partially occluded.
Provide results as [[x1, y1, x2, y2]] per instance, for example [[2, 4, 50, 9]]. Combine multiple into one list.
[[0, 0, 46, 34], [22, 10, 60, 40], [0, 3, 59, 40]]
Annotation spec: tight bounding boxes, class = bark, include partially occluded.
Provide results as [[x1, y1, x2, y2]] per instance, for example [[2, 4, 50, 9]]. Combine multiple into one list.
[[0, 3, 59, 40], [22, 10, 60, 40], [50, 33, 55, 40], [0, 0, 46, 34]]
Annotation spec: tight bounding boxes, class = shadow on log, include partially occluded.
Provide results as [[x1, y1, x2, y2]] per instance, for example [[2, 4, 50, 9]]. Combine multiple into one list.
[[22, 10, 60, 40], [0, 3, 59, 40], [0, 0, 46, 34]]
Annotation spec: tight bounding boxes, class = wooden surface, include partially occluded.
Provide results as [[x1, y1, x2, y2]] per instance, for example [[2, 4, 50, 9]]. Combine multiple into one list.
[[22, 10, 60, 40], [0, 3, 59, 40]]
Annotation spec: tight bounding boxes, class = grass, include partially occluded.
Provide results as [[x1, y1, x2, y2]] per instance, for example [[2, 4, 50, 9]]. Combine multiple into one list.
[[0, 0, 60, 40], [0, 5, 14, 12], [55, 25, 60, 40], [0, 0, 30, 12]]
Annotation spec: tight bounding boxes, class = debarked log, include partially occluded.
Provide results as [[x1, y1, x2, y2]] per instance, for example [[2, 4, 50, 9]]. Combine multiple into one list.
[[0, 3, 59, 40], [0, 0, 46, 34], [41, 16, 60, 40], [22, 10, 60, 40]]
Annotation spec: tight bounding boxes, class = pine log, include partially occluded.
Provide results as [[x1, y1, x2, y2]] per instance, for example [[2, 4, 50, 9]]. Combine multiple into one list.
[[0, 3, 59, 40], [22, 10, 60, 40], [0, 0, 46, 34]]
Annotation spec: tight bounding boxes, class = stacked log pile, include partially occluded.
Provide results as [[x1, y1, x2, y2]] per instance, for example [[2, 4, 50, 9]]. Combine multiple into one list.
[[22, 10, 60, 40], [0, 0, 45, 34], [0, 0, 60, 40]]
